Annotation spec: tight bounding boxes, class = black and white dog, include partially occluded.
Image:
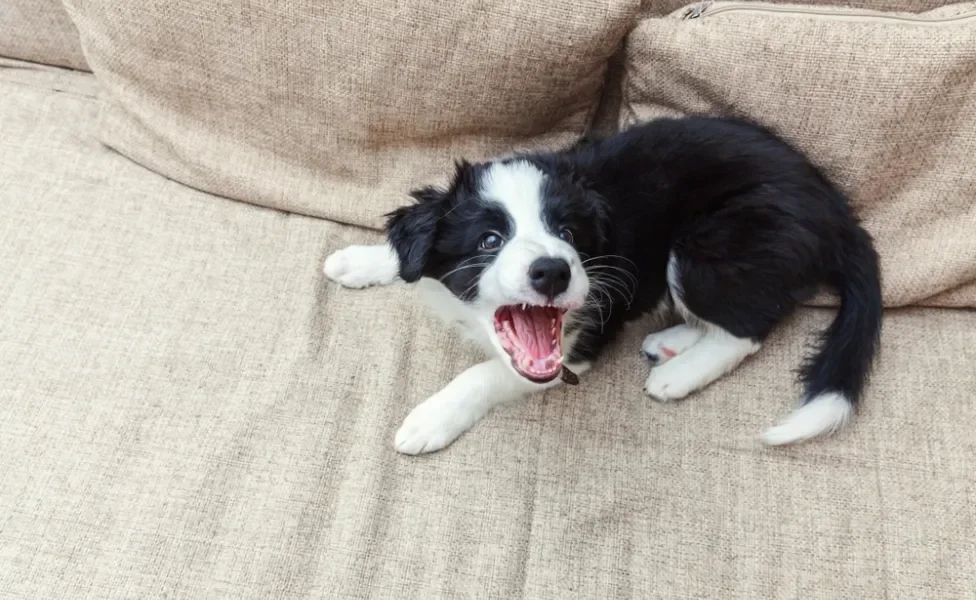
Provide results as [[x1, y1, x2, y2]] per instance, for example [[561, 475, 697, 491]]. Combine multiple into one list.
[[324, 117, 882, 455]]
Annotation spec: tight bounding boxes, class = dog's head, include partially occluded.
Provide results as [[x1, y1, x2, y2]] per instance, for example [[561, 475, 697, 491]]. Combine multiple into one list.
[[386, 158, 609, 383]]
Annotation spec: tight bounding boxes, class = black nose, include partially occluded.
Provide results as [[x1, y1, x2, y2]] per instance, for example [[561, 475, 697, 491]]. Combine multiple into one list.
[[528, 257, 571, 299]]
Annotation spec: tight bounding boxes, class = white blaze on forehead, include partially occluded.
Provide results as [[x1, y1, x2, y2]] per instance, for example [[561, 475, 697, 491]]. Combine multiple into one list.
[[480, 161, 548, 236], [475, 159, 589, 313]]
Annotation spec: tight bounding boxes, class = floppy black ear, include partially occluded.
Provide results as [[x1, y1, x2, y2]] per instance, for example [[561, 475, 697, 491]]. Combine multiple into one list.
[[385, 187, 446, 283]]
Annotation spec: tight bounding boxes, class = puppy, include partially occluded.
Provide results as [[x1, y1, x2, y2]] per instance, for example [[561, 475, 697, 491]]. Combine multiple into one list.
[[324, 117, 882, 455]]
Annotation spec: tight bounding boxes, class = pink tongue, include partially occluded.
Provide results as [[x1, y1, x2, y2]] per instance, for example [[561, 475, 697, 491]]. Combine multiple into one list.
[[511, 308, 554, 359]]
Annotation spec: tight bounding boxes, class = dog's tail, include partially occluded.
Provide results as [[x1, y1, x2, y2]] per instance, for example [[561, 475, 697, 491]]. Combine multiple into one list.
[[762, 226, 882, 445]]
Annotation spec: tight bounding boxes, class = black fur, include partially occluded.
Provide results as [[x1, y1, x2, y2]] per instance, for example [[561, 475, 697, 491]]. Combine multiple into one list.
[[387, 161, 508, 297], [389, 117, 883, 410]]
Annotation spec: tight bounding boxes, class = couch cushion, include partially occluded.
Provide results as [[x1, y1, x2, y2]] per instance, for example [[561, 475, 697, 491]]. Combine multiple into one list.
[[0, 0, 88, 70], [623, 2, 976, 308], [2, 63, 976, 599], [642, 0, 962, 17], [61, 0, 640, 230]]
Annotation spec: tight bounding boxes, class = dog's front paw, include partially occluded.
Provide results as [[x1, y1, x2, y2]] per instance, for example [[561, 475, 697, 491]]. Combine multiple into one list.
[[395, 397, 470, 455], [323, 245, 399, 289], [644, 361, 696, 403]]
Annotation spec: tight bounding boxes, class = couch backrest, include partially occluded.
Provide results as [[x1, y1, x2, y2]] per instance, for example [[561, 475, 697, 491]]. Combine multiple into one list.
[[623, 2, 976, 308], [56, 0, 976, 308], [0, 0, 88, 70], [642, 0, 962, 16]]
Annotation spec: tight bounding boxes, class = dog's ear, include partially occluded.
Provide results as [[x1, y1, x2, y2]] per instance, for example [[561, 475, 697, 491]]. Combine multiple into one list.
[[386, 162, 474, 282], [385, 186, 446, 283]]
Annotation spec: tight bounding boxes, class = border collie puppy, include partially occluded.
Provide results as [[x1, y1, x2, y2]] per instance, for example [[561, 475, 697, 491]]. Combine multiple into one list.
[[324, 117, 882, 455]]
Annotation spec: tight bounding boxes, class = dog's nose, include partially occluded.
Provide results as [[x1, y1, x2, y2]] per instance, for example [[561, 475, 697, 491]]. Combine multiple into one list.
[[528, 257, 571, 299]]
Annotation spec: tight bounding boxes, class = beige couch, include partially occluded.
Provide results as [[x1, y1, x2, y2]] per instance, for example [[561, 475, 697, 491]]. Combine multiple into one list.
[[2, 1, 975, 598]]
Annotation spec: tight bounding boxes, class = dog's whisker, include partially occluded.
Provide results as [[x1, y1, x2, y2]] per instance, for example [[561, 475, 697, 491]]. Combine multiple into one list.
[[440, 255, 489, 271], [585, 265, 639, 286], [593, 281, 635, 306], [581, 254, 639, 270], [587, 275, 636, 308], [580, 287, 613, 330], [584, 265, 638, 285], [587, 278, 636, 295], [438, 261, 491, 282], [588, 273, 635, 294], [459, 279, 482, 300]]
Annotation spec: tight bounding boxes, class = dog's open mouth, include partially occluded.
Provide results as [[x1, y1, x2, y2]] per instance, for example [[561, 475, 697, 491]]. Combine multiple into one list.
[[494, 304, 566, 383]]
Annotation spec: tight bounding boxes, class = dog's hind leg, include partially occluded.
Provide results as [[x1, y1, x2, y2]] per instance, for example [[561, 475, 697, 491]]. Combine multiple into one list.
[[640, 324, 703, 366], [643, 252, 768, 403], [644, 328, 759, 402], [323, 244, 401, 288]]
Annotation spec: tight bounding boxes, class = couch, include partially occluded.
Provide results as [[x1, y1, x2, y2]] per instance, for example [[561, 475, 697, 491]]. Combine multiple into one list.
[[1, 1, 974, 598]]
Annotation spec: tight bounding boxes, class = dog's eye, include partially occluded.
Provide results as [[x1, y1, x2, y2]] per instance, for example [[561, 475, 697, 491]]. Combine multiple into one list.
[[479, 232, 504, 251], [558, 228, 575, 245]]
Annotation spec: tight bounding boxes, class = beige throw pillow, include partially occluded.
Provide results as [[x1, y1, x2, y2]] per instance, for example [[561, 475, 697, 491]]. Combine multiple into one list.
[[64, 0, 641, 229], [623, 2, 976, 308]]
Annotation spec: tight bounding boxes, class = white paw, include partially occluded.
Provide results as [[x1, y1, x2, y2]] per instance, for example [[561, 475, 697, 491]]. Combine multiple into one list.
[[394, 397, 470, 455], [644, 361, 697, 403], [641, 332, 680, 366], [640, 325, 702, 366], [323, 245, 399, 289]]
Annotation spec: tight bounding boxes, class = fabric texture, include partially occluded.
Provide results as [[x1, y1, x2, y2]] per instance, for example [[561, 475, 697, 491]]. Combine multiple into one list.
[[643, 0, 964, 17], [0, 0, 88, 70], [3, 63, 976, 600], [623, 2, 976, 308], [61, 0, 641, 230]]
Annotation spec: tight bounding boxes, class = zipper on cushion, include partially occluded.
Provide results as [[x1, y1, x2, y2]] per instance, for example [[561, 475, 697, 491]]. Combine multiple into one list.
[[683, 1, 976, 23]]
